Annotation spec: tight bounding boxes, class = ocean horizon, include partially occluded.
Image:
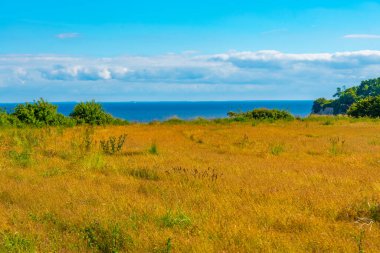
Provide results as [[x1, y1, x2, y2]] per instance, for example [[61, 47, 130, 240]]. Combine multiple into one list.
[[0, 100, 314, 122]]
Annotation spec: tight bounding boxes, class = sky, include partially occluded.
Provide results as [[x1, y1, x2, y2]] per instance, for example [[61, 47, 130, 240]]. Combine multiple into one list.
[[1, 0, 380, 102]]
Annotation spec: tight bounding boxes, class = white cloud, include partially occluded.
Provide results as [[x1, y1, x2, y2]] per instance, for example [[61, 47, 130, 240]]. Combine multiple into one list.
[[344, 34, 380, 39], [56, 33, 80, 39], [1, 50, 380, 100], [40, 65, 129, 81]]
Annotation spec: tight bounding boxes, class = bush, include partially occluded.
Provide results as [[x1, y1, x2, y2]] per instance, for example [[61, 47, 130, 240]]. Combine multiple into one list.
[[100, 134, 127, 155], [83, 221, 133, 253], [228, 108, 294, 121], [0, 109, 20, 127], [347, 96, 380, 118], [12, 98, 72, 127], [70, 101, 115, 125]]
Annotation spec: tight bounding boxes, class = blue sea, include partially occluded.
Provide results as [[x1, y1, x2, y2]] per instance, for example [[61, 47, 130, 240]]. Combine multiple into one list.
[[0, 101, 313, 122]]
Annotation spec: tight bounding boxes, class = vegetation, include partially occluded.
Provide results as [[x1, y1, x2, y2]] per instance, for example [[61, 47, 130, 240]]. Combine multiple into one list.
[[0, 99, 128, 127], [228, 108, 294, 121], [100, 134, 127, 155], [70, 100, 120, 125], [0, 109, 20, 126], [0, 119, 379, 251], [312, 77, 380, 117], [12, 98, 74, 127], [347, 95, 380, 118], [311, 98, 334, 114]]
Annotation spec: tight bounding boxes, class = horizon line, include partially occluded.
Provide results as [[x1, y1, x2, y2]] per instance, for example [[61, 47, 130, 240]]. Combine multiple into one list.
[[0, 99, 315, 104]]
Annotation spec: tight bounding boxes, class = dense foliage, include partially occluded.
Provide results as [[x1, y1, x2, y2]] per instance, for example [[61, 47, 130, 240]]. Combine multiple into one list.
[[228, 108, 294, 121], [0, 109, 20, 126], [0, 99, 127, 127], [312, 77, 380, 117], [312, 98, 333, 114], [12, 98, 74, 127], [347, 95, 380, 118], [69, 101, 115, 125]]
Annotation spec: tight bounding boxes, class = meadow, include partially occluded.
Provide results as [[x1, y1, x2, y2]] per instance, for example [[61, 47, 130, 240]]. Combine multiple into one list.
[[0, 117, 380, 252]]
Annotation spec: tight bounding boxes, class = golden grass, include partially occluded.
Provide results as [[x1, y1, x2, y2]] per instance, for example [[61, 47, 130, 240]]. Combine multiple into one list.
[[0, 119, 380, 252]]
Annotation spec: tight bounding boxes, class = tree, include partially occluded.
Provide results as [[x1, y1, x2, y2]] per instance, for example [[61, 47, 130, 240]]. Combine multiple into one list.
[[347, 96, 380, 118], [311, 77, 380, 115], [311, 98, 333, 114], [356, 77, 380, 97], [331, 87, 358, 114]]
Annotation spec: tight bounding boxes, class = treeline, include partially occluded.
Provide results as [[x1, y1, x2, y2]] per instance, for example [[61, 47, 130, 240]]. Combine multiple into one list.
[[0, 99, 128, 127], [312, 77, 380, 117]]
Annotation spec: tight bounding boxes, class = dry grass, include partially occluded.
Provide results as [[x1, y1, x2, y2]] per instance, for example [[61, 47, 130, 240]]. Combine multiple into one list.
[[0, 119, 380, 252]]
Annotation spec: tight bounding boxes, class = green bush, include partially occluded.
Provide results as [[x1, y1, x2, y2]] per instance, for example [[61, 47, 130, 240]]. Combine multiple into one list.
[[12, 98, 73, 127], [228, 108, 294, 121], [70, 101, 115, 125], [347, 96, 380, 118], [100, 134, 127, 155], [83, 221, 133, 253], [0, 109, 20, 127]]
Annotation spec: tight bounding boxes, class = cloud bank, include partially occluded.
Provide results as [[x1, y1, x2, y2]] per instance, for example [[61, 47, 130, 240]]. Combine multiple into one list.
[[344, 34, 380, 39], [1, 50, 380, 101]]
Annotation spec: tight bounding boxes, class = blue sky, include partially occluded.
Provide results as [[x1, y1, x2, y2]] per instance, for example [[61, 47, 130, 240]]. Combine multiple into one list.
[[1, 0, 380, 101]]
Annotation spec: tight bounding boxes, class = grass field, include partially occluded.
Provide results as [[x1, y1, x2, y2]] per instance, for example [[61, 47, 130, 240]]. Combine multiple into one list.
[[0, 118, 380, 252]]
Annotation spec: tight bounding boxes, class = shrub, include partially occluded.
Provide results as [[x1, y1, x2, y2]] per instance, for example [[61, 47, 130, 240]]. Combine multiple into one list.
[[83, 221, 133, 253], [148, 143, 158, 155], [12, 98, 71, 126], [0, 109, 20, 127], [228, 108, 294, 121], [100, 134, 127, 155], [70, 100, 114, 125], [347, 96, 380, 118]]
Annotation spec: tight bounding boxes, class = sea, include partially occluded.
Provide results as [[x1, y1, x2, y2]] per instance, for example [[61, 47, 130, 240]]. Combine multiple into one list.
[[0, 101, 313, 122]]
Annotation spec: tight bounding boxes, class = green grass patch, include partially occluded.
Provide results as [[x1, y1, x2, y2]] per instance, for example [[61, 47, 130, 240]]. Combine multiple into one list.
[[160, 211, 191, 229], [0, 232, 35, 253]]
